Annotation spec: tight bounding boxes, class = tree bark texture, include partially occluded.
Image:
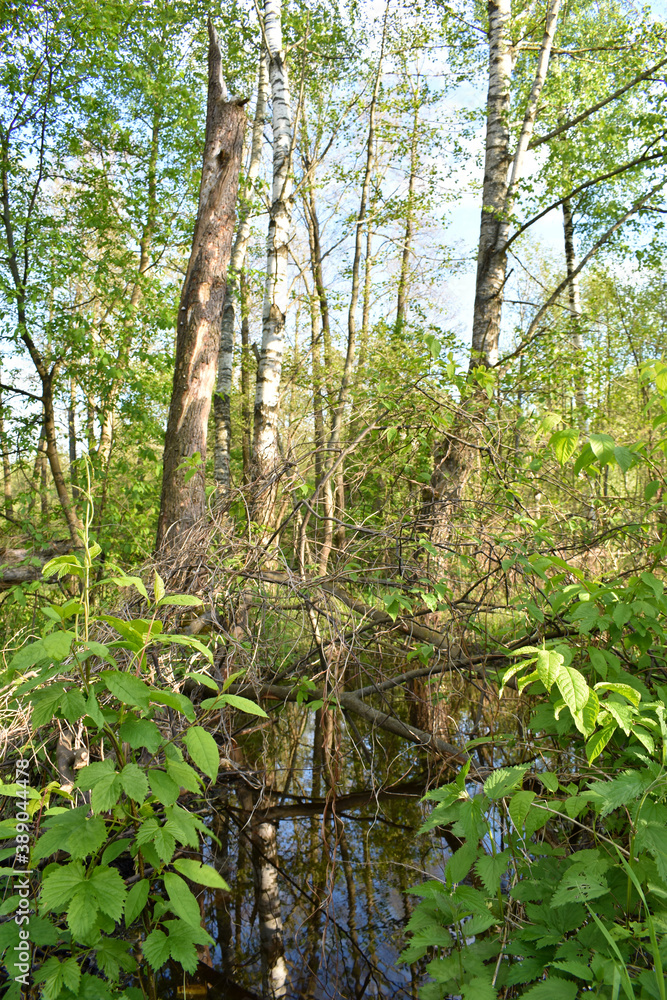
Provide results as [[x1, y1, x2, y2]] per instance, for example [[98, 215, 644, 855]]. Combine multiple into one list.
[[156, 21, 246, 551], [214, 51, 269, 495], [250, 0, 294, 528], [422, 0, 560, 561]]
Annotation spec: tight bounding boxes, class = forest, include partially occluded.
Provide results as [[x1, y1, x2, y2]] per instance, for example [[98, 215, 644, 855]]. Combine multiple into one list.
[[1, 0, 667, 997]]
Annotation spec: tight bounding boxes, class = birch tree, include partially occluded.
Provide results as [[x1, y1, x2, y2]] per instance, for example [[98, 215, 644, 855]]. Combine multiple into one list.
[[250, 0, 295, 529], [214, 51, 269, 496]]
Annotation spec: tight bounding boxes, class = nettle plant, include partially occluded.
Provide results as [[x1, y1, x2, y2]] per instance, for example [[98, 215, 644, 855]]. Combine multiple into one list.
[[0, 509, 266, 1000], [402, 561, 667, 1000]]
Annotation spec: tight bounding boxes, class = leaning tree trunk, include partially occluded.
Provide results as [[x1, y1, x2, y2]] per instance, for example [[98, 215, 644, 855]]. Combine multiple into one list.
[[213, 51, 269, 496], [155, 20, 246, 552], [250, 0, 294, 529]]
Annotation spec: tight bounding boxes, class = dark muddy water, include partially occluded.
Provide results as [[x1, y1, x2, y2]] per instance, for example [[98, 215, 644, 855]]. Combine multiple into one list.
[[154, 691, 519, 1000]]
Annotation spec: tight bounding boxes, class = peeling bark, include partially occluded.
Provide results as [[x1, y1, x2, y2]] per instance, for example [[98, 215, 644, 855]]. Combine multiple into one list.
[[214, 52, 269, 496], [156, 21, 246, 551]]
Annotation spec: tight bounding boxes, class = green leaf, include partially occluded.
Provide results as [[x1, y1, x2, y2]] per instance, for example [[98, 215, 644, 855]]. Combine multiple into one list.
[[163, 872, 202, 928], [125, 879, 150, 926], [142, 929, 171, 971], [589, 433, 616, 464], [173, 859, 230, 890], [586, 723, 617, 762], [461, 977, 497, 1000], [594, 682, 641, 707], [89, 865, 127, 920], [575, 689, 600, 738], [184, 726, 219, 780], [474, 851, 510, 894], [156, 594, 203, 607], [556, 665, 589, 715], [101, 670, 151, 709], [119, 717, 163, 753], [119, 763, 149, 802], [110, 575, 148, 600], [540, 772, 559, 793], [536, 648, 563, 689], [645, 480, 661, 501], [522, 978, 578, 1000], [614, 445, 634, 472], [509, 790, 536, 831], [446, 842, 477, 884], [153, 571, 166, 603], [149, 769, 181, 807], [90, 772, 122, 813], [549, 428, 579, 465], [67, 881, 99, 939], [153, 632, 212, 663], [149, 688, 196, 722], [166, 757, 201, 793], [41, 862, 86, 911], [484, 766, 527, 800], [200, 692, 268, 716]]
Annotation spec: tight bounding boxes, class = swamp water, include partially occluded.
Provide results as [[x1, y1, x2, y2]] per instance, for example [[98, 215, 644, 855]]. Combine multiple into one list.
[[153, 689, 520, 1000]]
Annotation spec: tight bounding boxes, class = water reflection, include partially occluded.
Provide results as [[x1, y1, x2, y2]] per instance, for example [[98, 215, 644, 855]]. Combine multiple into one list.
[[157, 685, 522, 999]]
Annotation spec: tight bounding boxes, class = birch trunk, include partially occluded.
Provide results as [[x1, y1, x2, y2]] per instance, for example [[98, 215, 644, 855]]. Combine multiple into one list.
[[423, 0, 560, 556], [156, 21, 246, 551], [239, 272, 253, 484], [250, 0, 294, 528], [213, 52, 269, 495], [562, 197, 587, 421], [68, 376, 79, 500]]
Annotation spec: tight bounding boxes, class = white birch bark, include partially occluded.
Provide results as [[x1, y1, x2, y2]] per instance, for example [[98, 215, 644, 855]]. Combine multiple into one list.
[[214, 51, 269, 495], [251, 0, 294, 527], [254, 820, 288, 998], [471, 0, 560, 369]]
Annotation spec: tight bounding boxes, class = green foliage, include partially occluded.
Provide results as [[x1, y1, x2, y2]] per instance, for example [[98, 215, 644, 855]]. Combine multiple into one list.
[[403, 554, 667, 1000], [0, 504, 265, 998]]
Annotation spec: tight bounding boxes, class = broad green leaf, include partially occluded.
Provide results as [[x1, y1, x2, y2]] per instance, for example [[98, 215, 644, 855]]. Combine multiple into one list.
[[540, 772, 559, 793], [589, 433, 615, 464], [101, 670, 151, 709], [556, 665, 589, 715], [67, 881, 99, 939], [509, 790, 535, 831], [549, 428, 579, 465], [149, 688, 196, 722], [446, 842, 477, 885], [124, 879, 150, 926], [119, 763, 149, 803], [88, 866, 127, 921], [474, 851, 510, 894], [166, 757, 201, 793], [586, 723, 617, 762], [594, 682, 641, 707], [536, 648, 563, 689], [163, 872, 202, 928], [149, 769, 180, 807], [119, 717, 163, 753], [173, 859, 230, 890], [110, 575, 148, 600], [90, 772, 122, 813], [645, 480, 661, 501], [201, 693, 268, 717], [156, 594, 203, 607], [614, 445, 634, 472], [461, 977, 497, 1000], [142, 929, 171, 971], [163, 918, 213, 974], [41, 862, 86, 911], [184, 726, 219, 780], [153, 632, 212, 663], [484, 766, 527, 800], [575, 689, 600, 737], [522, 978, 578, 1000]]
